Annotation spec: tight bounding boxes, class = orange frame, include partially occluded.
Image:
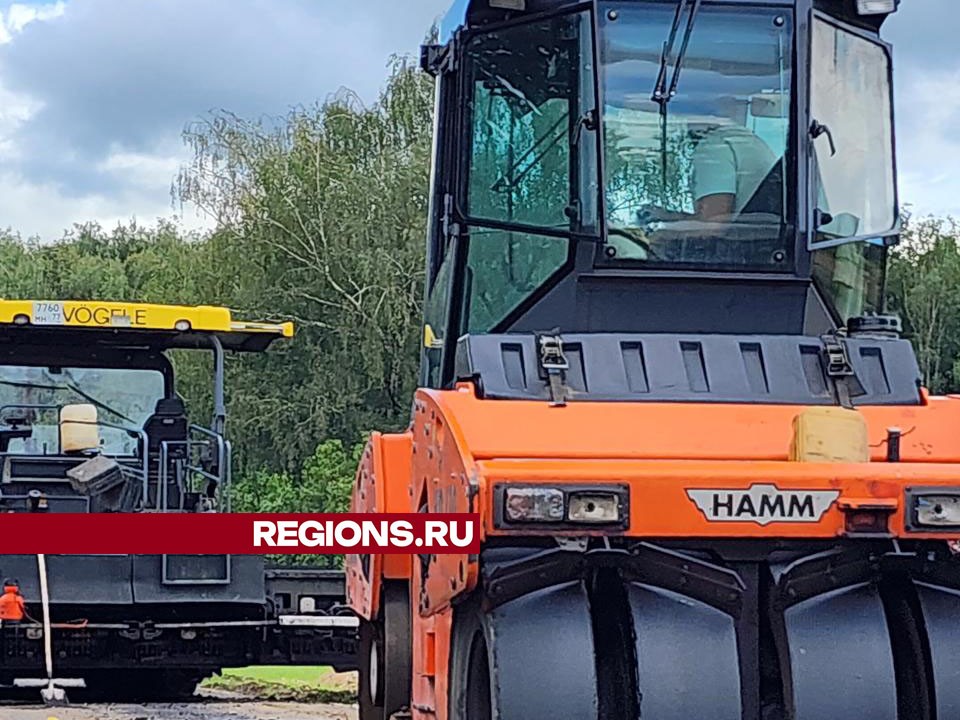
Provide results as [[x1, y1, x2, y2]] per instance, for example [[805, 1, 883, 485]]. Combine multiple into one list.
[[349, 383, 960, 720]]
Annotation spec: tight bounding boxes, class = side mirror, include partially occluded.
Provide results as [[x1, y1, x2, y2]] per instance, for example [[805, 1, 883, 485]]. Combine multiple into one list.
[[815, 211, 861, 240]]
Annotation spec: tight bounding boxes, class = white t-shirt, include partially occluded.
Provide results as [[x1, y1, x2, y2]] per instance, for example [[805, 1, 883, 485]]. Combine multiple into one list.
[[692, 126, 778, 215]]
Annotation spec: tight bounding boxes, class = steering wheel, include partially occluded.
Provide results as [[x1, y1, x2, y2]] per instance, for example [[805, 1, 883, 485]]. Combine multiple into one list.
[[606, 226, 660, 260]]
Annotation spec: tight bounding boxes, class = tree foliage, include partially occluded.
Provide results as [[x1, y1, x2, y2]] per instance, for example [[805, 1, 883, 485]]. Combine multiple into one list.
[[0, 60, 435, 542], [176, 58, 434, 472], [888, 216, 960, 393], [229, 439, 363, 567]]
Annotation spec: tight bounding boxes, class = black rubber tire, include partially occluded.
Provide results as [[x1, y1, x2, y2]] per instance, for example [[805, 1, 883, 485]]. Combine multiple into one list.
[[448, 600, 494, 720], [879, 580, 932, 720], [74, 669, 203, 703], [358, 618, 382, 720], [381, 583, 412, 716], [359, 582, 412, 720]]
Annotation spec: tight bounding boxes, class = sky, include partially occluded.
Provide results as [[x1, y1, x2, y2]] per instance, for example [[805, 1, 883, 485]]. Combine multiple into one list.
[[0, 0, 955, 240]]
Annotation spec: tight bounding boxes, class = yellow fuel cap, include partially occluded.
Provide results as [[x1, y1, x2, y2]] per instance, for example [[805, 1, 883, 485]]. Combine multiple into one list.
[[790, 407, 870, 463]]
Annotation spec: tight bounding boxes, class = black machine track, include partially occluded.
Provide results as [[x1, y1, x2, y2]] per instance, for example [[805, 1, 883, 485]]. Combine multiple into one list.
[[463, 542, 960, 720]]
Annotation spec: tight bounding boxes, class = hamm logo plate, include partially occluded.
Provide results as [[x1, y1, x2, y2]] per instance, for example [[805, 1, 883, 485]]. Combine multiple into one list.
[[687, 485, 840, 526]]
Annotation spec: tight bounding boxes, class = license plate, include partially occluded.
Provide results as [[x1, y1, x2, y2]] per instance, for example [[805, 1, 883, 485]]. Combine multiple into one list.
[[32, 301, 65, 325]]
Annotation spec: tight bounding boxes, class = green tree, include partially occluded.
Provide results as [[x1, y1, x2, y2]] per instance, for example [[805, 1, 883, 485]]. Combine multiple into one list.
[[230, 439, 363, 566], [888, 216, 960, 393], [176, 58, 434, 473]]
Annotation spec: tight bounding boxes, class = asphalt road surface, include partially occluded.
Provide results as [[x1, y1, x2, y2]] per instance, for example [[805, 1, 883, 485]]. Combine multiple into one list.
[[0, 700, 358, 720]]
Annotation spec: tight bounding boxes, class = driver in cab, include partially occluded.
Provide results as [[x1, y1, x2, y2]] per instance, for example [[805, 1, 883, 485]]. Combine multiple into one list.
[[607, 97, 782, 260], [690, 118, 778, 222], [650, 97, 779, 224]]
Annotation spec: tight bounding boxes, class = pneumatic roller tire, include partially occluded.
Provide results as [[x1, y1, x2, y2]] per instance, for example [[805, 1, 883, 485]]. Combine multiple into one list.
[[626, 583, 742, 720], [449, 582, 598, 720], [914, 582, 960, 718], [449, 610, 492, 720], [359, 582, 411, 720], [380, 583, 412, 717], [358, 618, 382, 720], [780, 582, 897, 720]]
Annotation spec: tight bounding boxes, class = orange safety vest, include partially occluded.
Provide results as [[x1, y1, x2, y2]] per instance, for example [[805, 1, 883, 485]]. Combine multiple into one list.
[[0, 584, 25, 622]]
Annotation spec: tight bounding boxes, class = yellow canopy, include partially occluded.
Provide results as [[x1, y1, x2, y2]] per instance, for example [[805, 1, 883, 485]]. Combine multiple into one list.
[[0, 300, 294, 352]]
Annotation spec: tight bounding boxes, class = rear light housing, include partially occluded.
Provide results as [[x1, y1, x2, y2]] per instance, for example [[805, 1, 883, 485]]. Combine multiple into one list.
[[568, 493, 621, 524], [496, 484, 629, 530], [907, 488, 960, 532], [839, 498, 896, 537], [504, 487, 564, 523]]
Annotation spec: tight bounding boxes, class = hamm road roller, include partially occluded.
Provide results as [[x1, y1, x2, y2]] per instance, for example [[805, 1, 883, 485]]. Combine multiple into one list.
[[346, 1, 960, 719]]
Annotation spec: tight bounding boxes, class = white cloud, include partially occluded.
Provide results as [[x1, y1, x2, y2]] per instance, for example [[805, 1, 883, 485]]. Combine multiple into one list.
[[0, 81, 37, 149], [97, 146, 183, 190], [3, 1, 64, 35], [0, 2, 62, 163], [895, 68, 960, 219], [0, 137, 213, 238], [0, 0, 954, 240], [0, 170, 202, 240], [0, 0, 449, 240]]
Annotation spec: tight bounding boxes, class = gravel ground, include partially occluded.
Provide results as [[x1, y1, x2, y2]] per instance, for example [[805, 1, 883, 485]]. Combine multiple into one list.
[[0, 701, 357, 720], [0, 690, 358, 720]]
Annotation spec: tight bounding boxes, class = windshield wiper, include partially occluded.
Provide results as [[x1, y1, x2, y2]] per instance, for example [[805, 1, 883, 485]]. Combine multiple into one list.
[[64, 382, 136, 425], [651, 0, 703, 106], [650, 0, 702, 204], [0, 378, 136, 425]]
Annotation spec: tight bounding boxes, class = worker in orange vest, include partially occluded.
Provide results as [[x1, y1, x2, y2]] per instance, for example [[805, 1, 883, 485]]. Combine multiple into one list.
[[0, 580, 25, 622]]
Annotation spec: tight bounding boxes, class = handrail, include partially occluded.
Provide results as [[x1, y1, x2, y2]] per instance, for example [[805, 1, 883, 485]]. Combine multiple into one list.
[[156, 424, 228, 512]]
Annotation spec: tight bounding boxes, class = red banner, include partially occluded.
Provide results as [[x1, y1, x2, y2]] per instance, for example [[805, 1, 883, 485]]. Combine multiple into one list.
[[0, 514, 480, 555]]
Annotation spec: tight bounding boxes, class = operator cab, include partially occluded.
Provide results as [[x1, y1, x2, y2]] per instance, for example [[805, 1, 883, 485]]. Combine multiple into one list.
[[0, 301, 292, 513], [420, 0, 909, 404]]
